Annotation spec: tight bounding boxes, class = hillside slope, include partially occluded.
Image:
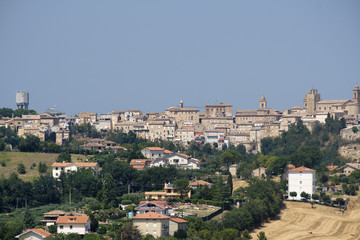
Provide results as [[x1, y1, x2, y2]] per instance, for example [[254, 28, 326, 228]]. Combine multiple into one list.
[[251, 196, 360, 240], [0, 152, 89, 181]]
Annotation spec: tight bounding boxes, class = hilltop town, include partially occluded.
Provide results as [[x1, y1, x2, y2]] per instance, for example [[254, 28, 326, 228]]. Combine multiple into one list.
[[2, 86, 360, 153], [1, 86, 360, 240]]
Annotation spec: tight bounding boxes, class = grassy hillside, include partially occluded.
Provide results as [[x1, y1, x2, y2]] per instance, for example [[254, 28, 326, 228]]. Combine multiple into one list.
[[0, 152, 89, 181]]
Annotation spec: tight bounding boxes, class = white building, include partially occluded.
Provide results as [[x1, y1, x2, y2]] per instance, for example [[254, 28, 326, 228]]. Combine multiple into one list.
[[56, 216, 91, 235], [51, 162, 99, 179], [288, 166, 316, 200], [16, 228, 52, 240]]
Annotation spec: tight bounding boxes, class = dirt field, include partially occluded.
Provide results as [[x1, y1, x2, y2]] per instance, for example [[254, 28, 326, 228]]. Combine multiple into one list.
[[251, 195, 360, 240]]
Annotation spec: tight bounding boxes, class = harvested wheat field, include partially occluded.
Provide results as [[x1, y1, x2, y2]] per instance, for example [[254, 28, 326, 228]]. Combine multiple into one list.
[[251, 195, 360, 240]]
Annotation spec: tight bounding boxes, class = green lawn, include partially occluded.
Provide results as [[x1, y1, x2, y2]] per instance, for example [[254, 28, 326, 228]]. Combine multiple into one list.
[[0, 152, 90, 181]]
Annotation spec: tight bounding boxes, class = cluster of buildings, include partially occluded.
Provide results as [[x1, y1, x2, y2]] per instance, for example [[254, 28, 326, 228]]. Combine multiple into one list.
[[2, 86, 360, 152]]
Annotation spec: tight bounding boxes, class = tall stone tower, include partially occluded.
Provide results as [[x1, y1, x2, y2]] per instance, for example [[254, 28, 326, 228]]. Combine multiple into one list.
[[259, 96, 267, 109], [304, 89, 320, 115], [179, 99, 184, 108], [353, 85, 360, 103]]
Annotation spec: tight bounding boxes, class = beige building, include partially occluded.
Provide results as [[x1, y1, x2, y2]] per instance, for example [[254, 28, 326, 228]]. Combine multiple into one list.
[[235, 96, 281, 125], [165, 101, 199, 128], [205, 103, 233, 117], [145, 183, 181, 200], [77, 112, 97, 124]]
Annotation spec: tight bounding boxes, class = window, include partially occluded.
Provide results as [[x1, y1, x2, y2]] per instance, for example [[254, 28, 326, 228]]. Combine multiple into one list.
[[146, 222, 148, 227], [153, 230, 157, 235], [153, 223, 157, 227], [300, 181, 302, 184], [56, 167, 58, 170], [70, 225, 73, 229], [146, 230, 148, 234], [60, 225, 63, 229]]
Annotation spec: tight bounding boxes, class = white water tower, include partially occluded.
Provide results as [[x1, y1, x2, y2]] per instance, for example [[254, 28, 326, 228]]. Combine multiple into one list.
[[16, 91, 29, 110]]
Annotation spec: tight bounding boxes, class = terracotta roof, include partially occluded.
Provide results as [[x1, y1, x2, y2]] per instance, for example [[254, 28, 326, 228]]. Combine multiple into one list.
[[43, 210, 66, 216], [130, 159, 150, 164], [56, 216, 90, 224], [146, 147, 164, 151], [326, 164, 338, 171], [76, 162, 98, 167], [170, 218, 188, 223], [51, 162, 72, 167], [51, 162, 97, 167], [164, 150, 173, 154], [288, 166, 315, 172], [287, 164, 295, 169], [18, 228, 52, 237], [132, 212, 170, 220], [177, 153, 190, 158], [132, 165, 145, 169], [189, 180, 212, 186]]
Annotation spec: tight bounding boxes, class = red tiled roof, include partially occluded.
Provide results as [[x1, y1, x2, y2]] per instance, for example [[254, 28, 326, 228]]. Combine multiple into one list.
[[51, 162, 72, 167], [288, 166, 315, 172], [146, 147, 164, 151], [287, 164, 295, 169], [56, 216, 90, 224], [189, 180, 212, 186], [164, 150, 173, 154], [326, 164, 338, 171], [25, 228, 52, 237], [132, 212, 170, 220], [51, 162, 97, 167], [76, 162, 98, 167], [130, 159, 150, 164], [132, 165, 145, 169], [170, 218, 188, 223]]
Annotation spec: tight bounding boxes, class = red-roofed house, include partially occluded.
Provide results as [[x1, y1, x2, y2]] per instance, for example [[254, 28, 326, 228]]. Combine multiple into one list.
[[130, 159, 153, 170], [141, 147, 166, 159], [288, 166, 316, 200], [189, 180, 212, 189], [136, 201, 172, 215], [16, 228, 52, 240], [56, 215, 90, 235], [169, 218, 188, 236], [132, 212, 188, 238], [51, 162, 99, 179], [327, 164, 338, 172]]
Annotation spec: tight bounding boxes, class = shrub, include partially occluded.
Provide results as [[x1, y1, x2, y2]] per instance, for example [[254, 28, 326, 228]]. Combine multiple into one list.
[[17, 163, 26, 174]]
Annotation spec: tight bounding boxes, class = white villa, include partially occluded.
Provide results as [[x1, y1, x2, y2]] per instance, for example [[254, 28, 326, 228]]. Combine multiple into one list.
[[288, 166, 316, 200], [56, 215, 91, 235], [51, 162, 99, 179]]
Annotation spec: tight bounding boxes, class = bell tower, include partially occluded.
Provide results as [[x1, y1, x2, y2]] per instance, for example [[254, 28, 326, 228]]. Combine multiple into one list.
[[259, 96, 267, 109], [353, 85, 360, 103]]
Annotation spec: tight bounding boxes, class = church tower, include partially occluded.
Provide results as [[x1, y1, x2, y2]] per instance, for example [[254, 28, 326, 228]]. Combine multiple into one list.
[[179, 99, 184, 108], [259, 96, 267, 109], [353, 85, 360, 103], [304, 89, 320, 115]]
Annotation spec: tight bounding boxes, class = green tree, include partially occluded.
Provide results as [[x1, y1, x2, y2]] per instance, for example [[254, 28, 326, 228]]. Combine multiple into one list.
[[227, 172, 233, 195], [300, 191, 308, 200], [220, 151, 235, 170], [24, 208, 35, 228], [38, 162, 48, 173], [98, 173, 117, 208], [241, 229, 252, 239], [174, 229, 187, 239], [17, 162, 26, 174], [18, 135, 41, 152], [257, 231, 267, 240], [57, 152, 71, 162], [290, 191, 297, 200], [174, 179, 190, 199], [115, 222, 141, 240]]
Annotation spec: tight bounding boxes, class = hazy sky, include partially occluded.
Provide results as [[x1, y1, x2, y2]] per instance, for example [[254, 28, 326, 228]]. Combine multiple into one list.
[[1, 1, 359, 116]]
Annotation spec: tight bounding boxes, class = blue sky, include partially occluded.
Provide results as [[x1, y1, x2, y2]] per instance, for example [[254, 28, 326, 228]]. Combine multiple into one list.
[[0, 1, 359, 116]]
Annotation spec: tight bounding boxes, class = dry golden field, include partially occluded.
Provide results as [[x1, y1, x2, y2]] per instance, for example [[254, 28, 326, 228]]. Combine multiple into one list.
[[251, 195, 360, 240], [0, 152, 89, 181]]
